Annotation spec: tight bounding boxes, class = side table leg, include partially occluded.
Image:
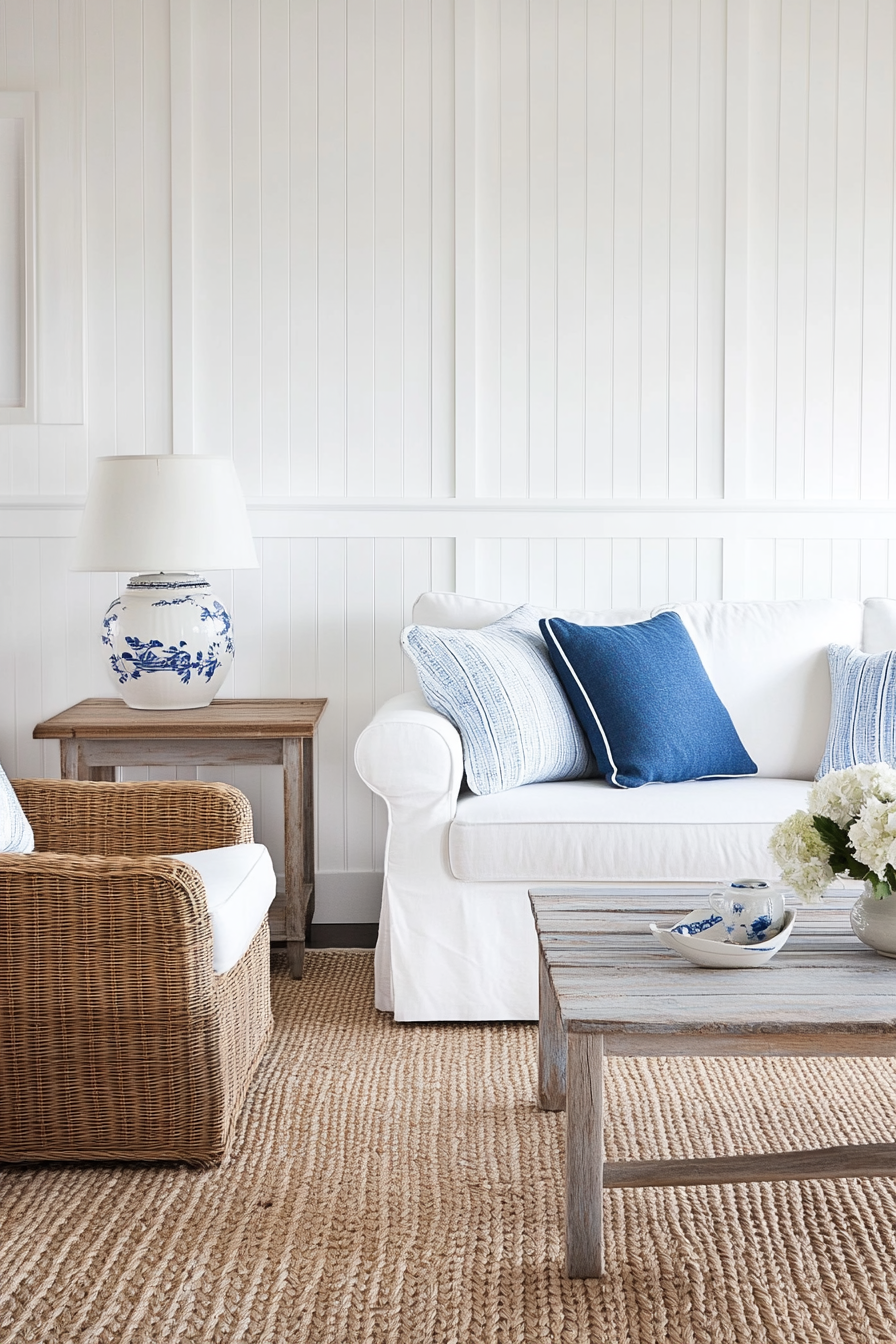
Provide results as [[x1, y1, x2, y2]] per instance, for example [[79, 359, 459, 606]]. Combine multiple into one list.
[[302, 735, 315, 934], [566, 1032, 605, 1278], [60, 741, 79, 781], [283, 736, 307, 979], [539, 953, 566, 1110]]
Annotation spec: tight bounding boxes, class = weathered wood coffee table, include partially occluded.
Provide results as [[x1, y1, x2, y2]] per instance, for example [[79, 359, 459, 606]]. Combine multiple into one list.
[[530, 885, 896, 1279]]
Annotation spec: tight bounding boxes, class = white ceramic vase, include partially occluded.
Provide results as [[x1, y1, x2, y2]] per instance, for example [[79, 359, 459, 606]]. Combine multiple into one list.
[[102, 573, 234, 710], [849, 881, 896, 958]]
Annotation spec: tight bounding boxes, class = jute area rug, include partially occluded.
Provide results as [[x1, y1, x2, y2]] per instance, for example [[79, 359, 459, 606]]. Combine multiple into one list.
[[4, 952, 896, 1344]]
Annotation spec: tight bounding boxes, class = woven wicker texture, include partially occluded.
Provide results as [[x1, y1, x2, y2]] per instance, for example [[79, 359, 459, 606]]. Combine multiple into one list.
[[13, 779, 254, 856], [4, 952, 896, 1343], [1, 780, 269, 1165]]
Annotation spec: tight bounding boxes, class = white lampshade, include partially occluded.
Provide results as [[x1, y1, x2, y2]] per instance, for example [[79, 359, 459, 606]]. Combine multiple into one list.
[[71, 455, 258, 573]]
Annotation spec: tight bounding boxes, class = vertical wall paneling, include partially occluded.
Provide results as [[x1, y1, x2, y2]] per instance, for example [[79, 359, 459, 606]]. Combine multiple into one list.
[[724, 0, 896, 501], [170, 0, 193, 454], [468, 0, 728, 499], [723, 0, 751, 499], [191, 0, 235, 462], [83, 0, 116, 457], [346, 0, 375, 499], [260, 0, 290, 496], [288, 0, 318, 493], [142, 0, 172, 454], [112, 4, 148, 452], [470, 535, 725, 609], [454, 0, 477, 497]]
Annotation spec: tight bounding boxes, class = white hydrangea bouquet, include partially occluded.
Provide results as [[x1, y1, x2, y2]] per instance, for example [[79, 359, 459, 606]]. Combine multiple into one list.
[[770, 764, 896, 902]]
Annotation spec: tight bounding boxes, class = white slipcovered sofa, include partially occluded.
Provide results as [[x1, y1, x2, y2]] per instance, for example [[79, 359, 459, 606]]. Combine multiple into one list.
[[355, 592, 896, 1022]]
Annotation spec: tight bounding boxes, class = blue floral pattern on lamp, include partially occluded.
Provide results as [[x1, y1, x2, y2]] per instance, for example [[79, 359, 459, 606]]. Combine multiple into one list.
[[101, 576, 235, 709]]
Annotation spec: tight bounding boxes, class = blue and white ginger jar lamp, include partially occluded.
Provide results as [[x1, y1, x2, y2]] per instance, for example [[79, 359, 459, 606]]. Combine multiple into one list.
[[72, 455, 258, 710]]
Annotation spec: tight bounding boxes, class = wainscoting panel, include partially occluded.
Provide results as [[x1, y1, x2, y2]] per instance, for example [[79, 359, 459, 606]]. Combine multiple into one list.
[[726, 0, 896, 501], [738, 538, 896, 603], [467, 0, 727, 500], [0, 0, 83, 435], [187, 0, 455, 500], [470, 537, 724, 609]]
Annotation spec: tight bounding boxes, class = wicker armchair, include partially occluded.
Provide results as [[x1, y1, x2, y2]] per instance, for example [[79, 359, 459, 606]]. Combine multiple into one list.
[[0, 779, 273, 1166]]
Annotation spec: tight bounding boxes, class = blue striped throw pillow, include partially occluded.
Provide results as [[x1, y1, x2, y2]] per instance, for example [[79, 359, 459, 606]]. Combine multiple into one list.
[[401, 605, 593, 795], [818, 644, 896, 777], [0, 761, 33, 853]]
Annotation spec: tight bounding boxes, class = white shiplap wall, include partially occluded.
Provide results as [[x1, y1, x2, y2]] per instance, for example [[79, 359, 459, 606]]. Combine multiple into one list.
[[2, 0, 896, 920]]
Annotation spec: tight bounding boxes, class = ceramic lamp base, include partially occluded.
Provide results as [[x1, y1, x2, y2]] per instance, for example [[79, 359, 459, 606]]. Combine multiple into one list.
[[102, 573, 234, 710]]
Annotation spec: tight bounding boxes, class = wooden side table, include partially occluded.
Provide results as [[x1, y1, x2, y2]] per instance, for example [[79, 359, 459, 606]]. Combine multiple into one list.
[[34, 697, 327, 979]]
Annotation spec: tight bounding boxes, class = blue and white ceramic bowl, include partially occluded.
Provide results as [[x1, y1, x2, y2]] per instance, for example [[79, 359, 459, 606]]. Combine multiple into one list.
[[649, 907, 796, 968]]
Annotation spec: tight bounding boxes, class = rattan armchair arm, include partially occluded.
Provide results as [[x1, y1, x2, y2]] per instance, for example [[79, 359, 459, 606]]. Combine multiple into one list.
[[12, 779, 254, 856], [0, 851, 230, 1163]]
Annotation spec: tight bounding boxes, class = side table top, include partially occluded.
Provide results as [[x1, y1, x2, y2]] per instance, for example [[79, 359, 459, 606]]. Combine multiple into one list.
[[530, 886, 896, 1046], [34, 697, 328, 740]]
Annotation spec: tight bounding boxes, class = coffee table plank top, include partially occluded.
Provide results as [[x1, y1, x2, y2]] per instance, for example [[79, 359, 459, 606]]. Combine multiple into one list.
[[530, 888, 896, 1040], [34, 697, 327, 740]]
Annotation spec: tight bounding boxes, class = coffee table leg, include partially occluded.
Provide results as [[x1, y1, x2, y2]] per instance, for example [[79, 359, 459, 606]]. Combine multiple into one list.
[[539, 953, 566, 1110], [566, 1031, 604, 1278]]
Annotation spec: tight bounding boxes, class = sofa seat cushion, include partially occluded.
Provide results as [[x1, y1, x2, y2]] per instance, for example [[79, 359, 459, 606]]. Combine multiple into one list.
[[448, 777, 812, 883], [173, 843, 276, 974]]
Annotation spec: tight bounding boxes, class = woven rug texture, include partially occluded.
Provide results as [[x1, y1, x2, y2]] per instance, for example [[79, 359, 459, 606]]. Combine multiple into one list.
[[3, 950, 896, 1344]]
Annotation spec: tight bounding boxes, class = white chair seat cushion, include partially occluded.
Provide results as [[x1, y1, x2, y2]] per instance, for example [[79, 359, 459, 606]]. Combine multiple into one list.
[[172, 843, 276, 975], [448, 777, 813, 883]]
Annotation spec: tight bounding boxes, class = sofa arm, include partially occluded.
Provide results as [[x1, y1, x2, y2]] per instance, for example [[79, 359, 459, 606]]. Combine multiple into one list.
[[354, 691, 464, 816], [12, 779, 254, 856]]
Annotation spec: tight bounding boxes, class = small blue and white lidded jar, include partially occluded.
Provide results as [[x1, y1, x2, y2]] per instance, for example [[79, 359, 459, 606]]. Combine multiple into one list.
[[709, 879, 787, 945], [102, 573, 234, 710]]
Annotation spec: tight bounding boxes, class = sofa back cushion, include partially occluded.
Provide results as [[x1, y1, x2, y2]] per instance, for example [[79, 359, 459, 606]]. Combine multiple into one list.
[[410, 591, 894, 781], [861, 598, 896, 653], [667, 599, 863, 781], [412, 591, 649, 630]]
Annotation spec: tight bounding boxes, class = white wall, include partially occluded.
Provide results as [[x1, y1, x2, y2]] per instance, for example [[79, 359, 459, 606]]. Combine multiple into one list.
[[2, 0, 896, 920]]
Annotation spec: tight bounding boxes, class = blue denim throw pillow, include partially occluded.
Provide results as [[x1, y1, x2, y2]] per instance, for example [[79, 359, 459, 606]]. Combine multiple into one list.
[[540, 611, 757, 789]]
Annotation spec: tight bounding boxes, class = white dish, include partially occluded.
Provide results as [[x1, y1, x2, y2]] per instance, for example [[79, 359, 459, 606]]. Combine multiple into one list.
[[649, 907, 796, 968]]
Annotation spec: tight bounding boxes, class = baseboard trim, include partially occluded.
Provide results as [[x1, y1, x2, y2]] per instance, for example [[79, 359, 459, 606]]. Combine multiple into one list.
[[270, 923, 378, 949]]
